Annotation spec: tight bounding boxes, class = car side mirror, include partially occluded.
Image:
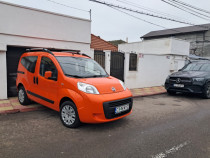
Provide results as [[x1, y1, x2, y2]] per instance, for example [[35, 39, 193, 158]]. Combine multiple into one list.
[[178, 69, 182, 71], [44, 71, 52, 79]]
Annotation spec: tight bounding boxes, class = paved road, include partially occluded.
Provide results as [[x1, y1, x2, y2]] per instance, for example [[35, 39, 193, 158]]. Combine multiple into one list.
[[0, 94, 210, 158]]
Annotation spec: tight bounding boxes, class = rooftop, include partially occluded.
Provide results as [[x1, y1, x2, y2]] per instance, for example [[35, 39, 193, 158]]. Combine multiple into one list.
[[141, 23, 210, 39], [91, 34, 118, 51]]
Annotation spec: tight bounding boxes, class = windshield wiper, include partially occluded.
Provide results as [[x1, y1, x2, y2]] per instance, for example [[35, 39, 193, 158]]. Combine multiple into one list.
[[87, 75, 107, 78], [65, 74, 83, 78]]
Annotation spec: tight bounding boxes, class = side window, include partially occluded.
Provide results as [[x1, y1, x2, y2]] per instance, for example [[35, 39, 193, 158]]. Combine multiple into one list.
[[129, 53, 137, 71], [40, 57, 58, 80], [21, 56, 38, 73]]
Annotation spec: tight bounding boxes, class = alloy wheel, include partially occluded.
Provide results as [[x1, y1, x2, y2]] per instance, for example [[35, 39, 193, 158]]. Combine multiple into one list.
[[18, 89, 25, 103], [61, 105, 76, 125]]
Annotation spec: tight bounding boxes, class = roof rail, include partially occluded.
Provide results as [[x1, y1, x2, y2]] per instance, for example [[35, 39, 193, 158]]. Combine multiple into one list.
[[25, 48, 54, 56], [81, 53, 91, 58]]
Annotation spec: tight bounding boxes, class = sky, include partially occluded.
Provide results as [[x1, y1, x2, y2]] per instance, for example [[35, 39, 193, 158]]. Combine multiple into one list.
[[1, 0, 210, 42]]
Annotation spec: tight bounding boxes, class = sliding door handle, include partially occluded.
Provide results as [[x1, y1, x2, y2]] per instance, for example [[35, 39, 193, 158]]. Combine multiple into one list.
[[33, 77, 36, 84], [36, 77, 38, 85]]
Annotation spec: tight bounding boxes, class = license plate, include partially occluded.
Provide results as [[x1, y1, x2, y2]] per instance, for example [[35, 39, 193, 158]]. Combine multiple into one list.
[[174, 84, 184, 88], [115, 104, 129, 114]]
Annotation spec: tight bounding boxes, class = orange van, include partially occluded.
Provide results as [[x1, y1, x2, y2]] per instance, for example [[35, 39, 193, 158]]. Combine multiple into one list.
[[16, 48, 133, 128]]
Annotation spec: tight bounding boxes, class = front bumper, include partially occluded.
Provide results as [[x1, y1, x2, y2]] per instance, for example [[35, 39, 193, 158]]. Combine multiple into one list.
[[77, 89, 133, 123], [165, 83, 203, 93]]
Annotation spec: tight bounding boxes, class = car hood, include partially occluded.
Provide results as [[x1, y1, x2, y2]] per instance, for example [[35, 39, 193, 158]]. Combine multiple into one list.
[[79, 76, 124, 94], [170, 71, 207, 78]]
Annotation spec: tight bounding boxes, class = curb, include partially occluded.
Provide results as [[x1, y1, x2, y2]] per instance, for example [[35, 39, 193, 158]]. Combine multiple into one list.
[[0, 106, 44, 115], [0, 87, 166, 115], [132, 91, 167, 98], [0, 109, 19, 114]]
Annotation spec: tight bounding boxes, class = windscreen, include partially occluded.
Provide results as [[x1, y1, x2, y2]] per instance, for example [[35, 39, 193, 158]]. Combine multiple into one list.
[[56, 56, 108, 78], [182, 62, 210, 72]]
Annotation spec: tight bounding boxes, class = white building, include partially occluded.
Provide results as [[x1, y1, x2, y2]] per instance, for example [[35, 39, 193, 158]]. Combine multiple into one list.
[[118, 38, 190, 89], [0, 1, 91, 99]]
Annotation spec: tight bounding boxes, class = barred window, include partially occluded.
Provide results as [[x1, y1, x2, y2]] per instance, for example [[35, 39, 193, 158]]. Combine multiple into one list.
[[129, 53, 137, 71]]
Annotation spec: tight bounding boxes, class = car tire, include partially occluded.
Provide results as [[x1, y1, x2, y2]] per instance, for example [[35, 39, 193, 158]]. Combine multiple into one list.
[[18, 86, 31, 105], [202, 82, 210, 99], [60, 101, 81, 128], [167, 90, 176, 95]]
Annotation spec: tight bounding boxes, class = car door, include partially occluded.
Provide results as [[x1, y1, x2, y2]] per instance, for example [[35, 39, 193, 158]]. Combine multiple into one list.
[[32, 55, 59, 109]]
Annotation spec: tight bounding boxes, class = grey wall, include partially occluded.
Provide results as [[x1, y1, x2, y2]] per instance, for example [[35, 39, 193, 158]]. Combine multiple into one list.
[[144, 30, 210, 57]]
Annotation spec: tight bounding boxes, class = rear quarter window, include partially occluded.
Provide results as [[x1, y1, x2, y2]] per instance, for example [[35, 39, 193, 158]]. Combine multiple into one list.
[[20, 56, 38, 73]]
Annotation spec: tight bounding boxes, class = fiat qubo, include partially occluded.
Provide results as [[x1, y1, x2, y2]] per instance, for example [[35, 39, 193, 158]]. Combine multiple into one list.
[[16, 48, 133, 128]]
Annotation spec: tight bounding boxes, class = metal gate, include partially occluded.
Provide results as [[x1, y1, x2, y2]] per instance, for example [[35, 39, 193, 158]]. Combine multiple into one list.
[[110, 52, 124, 81], [94, 50, 105, 69]]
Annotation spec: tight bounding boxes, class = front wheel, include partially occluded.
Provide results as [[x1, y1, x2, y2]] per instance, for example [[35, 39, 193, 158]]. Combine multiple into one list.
[[202, 82, 210, 99], [60, 101, 81, 128], [18, 86, 31, 105]]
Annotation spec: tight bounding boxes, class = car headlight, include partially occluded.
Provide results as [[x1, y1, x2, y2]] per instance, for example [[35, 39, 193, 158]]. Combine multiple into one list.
[[119, 80, 126, 90], [193, 78, 205, 82], [77, 82, 99, 94]]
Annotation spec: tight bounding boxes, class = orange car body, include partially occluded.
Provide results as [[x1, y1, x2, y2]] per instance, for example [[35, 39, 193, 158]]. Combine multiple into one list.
[[16, 51, 133, 123]]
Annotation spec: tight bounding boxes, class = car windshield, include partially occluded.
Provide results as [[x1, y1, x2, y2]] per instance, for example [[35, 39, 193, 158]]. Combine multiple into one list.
[[182, 62, 210, 72], [56, 56, 108, 78]]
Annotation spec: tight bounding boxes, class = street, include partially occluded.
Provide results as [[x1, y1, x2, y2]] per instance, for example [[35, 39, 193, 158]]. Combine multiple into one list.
[[0, 94, 210, 158]]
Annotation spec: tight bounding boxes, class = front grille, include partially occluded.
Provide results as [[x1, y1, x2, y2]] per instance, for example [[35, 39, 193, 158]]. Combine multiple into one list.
[[169, 77, 192, 85], [103, 98, 133, 119]]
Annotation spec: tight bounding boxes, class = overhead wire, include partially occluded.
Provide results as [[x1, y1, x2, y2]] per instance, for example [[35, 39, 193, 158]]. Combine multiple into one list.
[[109, 5, 188, 34], [170, 0, 210, 15], [89, 0, 199, 26], [110, 6, 167, 29], [115, 0, 192, 23], [162, 0, 210, 21], [45, 0, 90, 12]]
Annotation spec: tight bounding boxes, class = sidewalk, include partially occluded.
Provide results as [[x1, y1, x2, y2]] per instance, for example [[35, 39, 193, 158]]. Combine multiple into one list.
[[0, 86, 166, 114]]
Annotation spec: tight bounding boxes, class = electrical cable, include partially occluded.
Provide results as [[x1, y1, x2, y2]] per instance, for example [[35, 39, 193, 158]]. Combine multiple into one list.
[[110, 6, 167, 29], [116, 0, 192, 23], [170, 0, 210, 15], [45, 0, 89, 12], [89, 0, 199, 26], [162, 0, 210, 21]]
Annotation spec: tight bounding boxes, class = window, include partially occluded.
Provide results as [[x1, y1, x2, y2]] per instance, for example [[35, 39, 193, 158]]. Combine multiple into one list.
[[183, 62, 210, 72], [129, 53, 137, 71], [40, 57, 58, 80], [21, 56, 38, 73], [56, 56, 108, 78]]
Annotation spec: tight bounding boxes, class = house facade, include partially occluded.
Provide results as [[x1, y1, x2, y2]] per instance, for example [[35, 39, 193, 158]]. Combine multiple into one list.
[[119, 38, 190, 89], [0, 1, 91, 99], [141, 24, 210, 57]]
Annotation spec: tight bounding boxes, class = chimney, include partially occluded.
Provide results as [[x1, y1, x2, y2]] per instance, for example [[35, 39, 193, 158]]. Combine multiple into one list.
[[126, 37, 128, 43]]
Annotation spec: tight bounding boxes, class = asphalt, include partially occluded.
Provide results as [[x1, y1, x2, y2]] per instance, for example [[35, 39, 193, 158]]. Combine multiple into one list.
[[0, 93, 210, 158]]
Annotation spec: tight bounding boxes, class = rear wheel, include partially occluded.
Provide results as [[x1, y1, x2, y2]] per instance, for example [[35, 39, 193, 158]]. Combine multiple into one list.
[[202, 82, 210, 99], [18, 86, 31, 105], [60, 101, 81, 128], [167, 90, 176, 95]]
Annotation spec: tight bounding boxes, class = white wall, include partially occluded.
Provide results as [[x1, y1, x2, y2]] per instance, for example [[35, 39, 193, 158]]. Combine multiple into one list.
[[0, 51, 7, 99], [124, 54, 186, 89], [104, 50, 111, 74], [119, 38, 189, 89], [119, 38, 190, 56], [0, 1, 91, 44], [0, 1, 91, 99]]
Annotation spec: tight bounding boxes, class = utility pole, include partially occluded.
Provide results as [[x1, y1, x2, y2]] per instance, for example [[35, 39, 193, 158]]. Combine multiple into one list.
[[89, 9, 92, 21]]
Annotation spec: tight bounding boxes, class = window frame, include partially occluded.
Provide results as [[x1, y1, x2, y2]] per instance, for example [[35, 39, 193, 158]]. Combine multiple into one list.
[[20, 56, 38, 73], [39, 56, 58, 81], [129, 53, 137, 71]]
